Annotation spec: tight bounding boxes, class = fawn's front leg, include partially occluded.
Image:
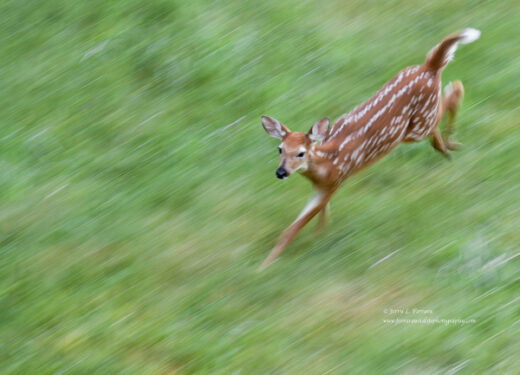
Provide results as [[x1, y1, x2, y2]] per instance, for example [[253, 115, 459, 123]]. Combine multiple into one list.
[[259, 190, 332, 270], [315, 203, 330, 234]]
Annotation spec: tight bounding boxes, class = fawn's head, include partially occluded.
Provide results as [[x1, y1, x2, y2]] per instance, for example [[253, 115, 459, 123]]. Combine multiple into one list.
[[261, 116, 330, 179]]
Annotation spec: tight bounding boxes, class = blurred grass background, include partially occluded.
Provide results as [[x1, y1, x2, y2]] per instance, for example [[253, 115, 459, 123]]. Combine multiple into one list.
[[1, 0, 519, 373]]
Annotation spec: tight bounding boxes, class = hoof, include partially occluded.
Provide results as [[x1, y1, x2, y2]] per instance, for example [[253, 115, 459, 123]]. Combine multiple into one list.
[[447, 140, 462, 151]]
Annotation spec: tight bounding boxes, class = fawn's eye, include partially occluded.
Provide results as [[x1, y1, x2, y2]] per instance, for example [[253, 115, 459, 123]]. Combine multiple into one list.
[[278, 147, 282, 154], [297, 151, 305, 158]]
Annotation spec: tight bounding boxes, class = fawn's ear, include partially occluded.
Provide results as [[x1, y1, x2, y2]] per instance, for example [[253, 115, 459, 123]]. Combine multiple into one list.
[[261, 116, 290, 140], [307, 118, 330, 143]]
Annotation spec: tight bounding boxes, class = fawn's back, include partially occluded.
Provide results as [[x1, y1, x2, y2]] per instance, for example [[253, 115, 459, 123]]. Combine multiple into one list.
[[323, 65, 442, 180]]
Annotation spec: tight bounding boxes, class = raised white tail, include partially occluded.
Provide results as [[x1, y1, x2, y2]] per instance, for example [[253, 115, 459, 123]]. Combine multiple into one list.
[[425, 28, 481, 72]]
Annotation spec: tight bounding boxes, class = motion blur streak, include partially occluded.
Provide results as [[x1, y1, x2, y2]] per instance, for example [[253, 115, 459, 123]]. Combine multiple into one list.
[[1, 0, 518, 374]]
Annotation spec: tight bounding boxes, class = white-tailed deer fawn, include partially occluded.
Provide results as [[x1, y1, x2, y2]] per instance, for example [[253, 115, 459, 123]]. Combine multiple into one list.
[[259, 28, 480, 270]]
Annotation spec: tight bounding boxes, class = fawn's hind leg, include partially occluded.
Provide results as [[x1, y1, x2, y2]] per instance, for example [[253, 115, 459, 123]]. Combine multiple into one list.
[[443, 109, 462, 150], [431, 127, 451, 158], [431, 80, 464, 157], [442, 81, 464, 150]]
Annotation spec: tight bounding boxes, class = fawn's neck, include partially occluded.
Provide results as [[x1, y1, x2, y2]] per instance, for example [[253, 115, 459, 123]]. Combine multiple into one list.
[[301, 144, 338, 189]]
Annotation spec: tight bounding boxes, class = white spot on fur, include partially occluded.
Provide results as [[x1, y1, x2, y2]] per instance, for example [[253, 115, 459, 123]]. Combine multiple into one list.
[[317, 166, 328, 177], [316, 151, 327, 158]]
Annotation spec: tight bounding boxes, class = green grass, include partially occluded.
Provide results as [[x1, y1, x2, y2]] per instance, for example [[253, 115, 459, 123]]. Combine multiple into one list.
[[1, 0, 519, 373]]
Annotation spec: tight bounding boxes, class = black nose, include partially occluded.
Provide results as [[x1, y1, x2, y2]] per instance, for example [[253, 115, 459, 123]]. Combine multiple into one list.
[[276, 167, 288, 179]]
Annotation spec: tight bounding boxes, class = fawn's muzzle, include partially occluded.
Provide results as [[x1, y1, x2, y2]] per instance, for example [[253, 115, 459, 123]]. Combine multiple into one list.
[[276, 167, 288, 179]]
